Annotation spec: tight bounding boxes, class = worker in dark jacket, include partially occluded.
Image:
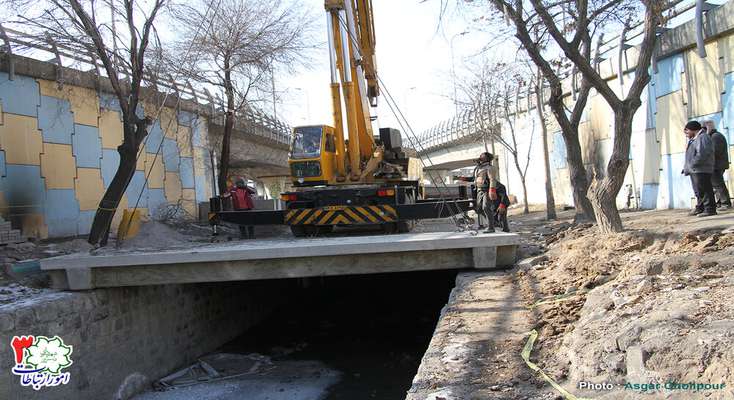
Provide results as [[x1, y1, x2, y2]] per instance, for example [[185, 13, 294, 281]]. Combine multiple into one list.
[[683, 121, 717, 217], [491, 181, 511, 232], [703, 120, 731, 210], [456, 152, 502, 233]]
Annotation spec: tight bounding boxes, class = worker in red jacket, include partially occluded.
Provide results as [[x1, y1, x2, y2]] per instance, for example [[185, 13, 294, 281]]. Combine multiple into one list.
[[229, 177, 255, 239]]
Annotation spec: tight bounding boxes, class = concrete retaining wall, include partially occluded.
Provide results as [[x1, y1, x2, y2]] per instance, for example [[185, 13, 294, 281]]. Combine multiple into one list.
[[0, 280, 291, 400], [0, 68, 215, 239]]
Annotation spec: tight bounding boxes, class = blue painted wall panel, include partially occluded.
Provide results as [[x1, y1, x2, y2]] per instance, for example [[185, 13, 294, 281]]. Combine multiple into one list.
[[722, 73, 734, 143], [99, 93, 122, 113], [192, 120, 206, 147], [179, 157, 195, 188], [654, 54, 684, 97], [0, 73, 40, 117], [4, 165, 45, 216], [553, 132, 567, 169], [0, 150, 5, 177], [195, 178, 208, 203], [665, 152, 694, 209], [657, 154, 673, 209], [147, 188, 167, 216], [178, 111, 197, 127], [640, 183, 658, 209], [44, 189, 80, 237], [38, 95, 74, 144], [162, 138, 180, 172], [101, 149, 120, 187], [145, 121, 164, 153], [77, 210, 95, 236], [100, 93, 141, 117], [125, 170, 148, 206], [646, 83, 657, 129], [72, 124, 102, 168]]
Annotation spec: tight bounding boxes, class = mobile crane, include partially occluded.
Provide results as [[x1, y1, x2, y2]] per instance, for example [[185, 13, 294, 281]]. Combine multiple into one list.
[[210, 0, 473, 236]]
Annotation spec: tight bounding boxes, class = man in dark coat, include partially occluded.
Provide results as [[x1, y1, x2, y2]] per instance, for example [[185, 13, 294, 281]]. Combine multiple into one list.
[[683, 121, 717, 217], [703, 120, 731, 210], [456, 152, 500, 233]]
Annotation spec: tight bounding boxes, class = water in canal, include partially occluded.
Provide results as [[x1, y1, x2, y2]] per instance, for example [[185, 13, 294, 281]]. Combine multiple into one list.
[[221, 269, 458, 399], [134, 270, 457, 400]]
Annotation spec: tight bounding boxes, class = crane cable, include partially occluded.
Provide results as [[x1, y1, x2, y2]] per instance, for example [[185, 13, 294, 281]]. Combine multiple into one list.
[[335, 14, 474, 232], [117, 0, 223, 244]]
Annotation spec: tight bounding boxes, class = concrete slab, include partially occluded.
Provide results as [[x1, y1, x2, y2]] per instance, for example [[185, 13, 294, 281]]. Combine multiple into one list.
[[41, 232, 520, 290]]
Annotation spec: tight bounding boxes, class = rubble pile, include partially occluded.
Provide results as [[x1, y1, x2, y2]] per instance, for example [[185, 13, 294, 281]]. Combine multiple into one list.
[[516, 215, 734, 399]]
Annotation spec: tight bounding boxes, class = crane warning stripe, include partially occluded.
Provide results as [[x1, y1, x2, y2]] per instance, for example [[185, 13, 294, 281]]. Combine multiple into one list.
[[285, 206, 396, 225], [303, 209, 324, 225], [355, 206, 379, 222], [343, 208, 363, 222]]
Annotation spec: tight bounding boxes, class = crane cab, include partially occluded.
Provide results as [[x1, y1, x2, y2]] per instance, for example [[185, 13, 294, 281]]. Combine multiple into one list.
[[289, 125, 339, 186]]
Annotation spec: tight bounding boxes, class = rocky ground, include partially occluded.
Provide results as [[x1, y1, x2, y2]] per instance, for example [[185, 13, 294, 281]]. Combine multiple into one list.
[[513, 209, 734, 400]]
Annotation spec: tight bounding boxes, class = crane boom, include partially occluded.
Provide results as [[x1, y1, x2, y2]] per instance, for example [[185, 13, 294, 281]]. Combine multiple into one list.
[[325, 0, 379, 181], [210, 1, 477, 237]]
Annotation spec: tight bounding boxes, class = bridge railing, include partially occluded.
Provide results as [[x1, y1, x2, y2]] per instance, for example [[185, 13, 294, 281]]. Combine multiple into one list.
[[416, 0, 715, 153], [0, 25, 292, 147]]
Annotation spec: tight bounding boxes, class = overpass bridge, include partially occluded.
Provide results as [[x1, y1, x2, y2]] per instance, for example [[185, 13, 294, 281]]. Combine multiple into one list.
[[412, 111, 495, 187]]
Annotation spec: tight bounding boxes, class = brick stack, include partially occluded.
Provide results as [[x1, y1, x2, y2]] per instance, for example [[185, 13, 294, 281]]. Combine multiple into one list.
[[0, 217, 22, 245]]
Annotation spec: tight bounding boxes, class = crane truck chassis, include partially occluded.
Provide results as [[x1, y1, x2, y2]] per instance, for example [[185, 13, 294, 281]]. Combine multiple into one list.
[[209, 183, 474, 237]]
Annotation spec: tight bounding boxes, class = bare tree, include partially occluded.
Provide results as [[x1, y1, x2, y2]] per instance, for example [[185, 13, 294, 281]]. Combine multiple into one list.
[[456, 61, 504, 153], [173, 0, 314, 195], [460, 61, 535, 214], [534, 70, 557, 220], [5, 0, 171, 245], [500, 69, 535, 215], [454, 1, 597, 223], [520, 0, 664, 232], [460, 0, 664, 231]]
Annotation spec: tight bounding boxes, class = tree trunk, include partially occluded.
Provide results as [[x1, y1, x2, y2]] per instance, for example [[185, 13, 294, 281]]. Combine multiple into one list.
[[537, 106, 557, 220], [565, 133, 596, 222], [589, 106, 635, 233], [218, 110, 234, 195], [546, 93, 595, 222], [509, 149, 531, 215], [87, 140, 139, 246], [520, 177, 529, 214], [218, 57, 235, 195]]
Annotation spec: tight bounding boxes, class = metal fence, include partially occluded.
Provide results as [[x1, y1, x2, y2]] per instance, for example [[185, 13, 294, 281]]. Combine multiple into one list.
[[0, 25, 292, 146], [415, 0, 721, 153]]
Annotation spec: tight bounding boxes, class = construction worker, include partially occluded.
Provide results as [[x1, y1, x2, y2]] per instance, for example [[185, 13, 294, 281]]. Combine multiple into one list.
[[228, 177, 256, 239], [703, 120, 731, 210], [457, 152, 502, 233], [492, 180, 511, 232]]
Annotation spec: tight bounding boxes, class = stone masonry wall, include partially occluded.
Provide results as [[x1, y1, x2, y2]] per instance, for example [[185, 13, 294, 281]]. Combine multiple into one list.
[[0, 279, 292, 400]]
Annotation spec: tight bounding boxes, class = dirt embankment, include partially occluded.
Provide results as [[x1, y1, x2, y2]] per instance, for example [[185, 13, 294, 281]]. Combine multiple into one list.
[[515, 210, 734, 399]]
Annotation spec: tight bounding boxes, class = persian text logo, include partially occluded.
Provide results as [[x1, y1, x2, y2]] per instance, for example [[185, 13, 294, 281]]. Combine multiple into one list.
[[11, 335, 73, 391]]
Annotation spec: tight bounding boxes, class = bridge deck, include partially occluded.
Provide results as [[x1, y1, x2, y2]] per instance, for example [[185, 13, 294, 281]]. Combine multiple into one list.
[[40, 232, 521, 290]]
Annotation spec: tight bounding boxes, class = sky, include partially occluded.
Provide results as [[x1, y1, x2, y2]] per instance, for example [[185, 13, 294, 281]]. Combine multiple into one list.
[[270, 0, 722, 140], [273, 0, 490, 137], [4, 0, 715, 139]]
